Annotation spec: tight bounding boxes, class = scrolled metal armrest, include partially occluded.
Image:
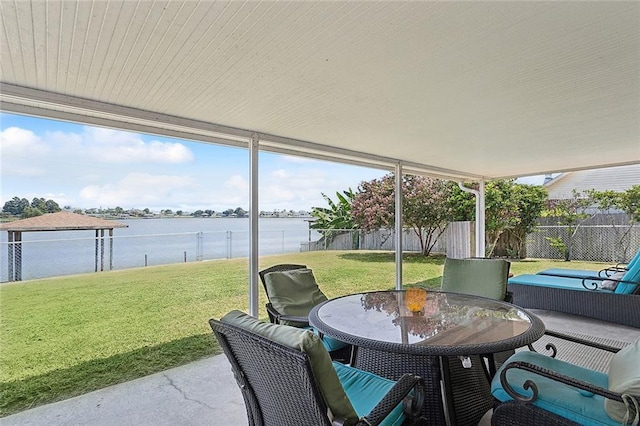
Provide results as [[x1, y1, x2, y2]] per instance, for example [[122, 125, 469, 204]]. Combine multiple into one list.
[[581, 275, 637, 291], [358, 374, 425, 425], [601, 266, 627, 277], [500, 361, 624, 404], [544, 330, 622, 353]]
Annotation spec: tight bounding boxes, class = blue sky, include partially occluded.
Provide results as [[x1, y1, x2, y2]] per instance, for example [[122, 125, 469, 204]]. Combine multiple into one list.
[[0, 113, 389, 212], [0, 112, 545, 213]]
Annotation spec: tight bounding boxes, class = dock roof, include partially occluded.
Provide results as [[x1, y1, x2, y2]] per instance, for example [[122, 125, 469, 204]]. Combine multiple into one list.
[[0, 212, 128, 232]]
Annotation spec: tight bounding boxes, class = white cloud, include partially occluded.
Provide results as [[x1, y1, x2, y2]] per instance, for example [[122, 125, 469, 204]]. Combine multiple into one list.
[[1, 125, 193, 167], [1, 115, 388, 212], [0, 127, 51, 176], [81, 127, 194, 163], [79, 173, 196, 208], [271, 169, 290, 179], [279, 155, 317, 164], [0, 127, 50, 157]]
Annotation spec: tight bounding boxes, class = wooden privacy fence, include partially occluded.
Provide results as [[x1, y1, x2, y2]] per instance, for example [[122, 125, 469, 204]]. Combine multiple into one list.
[[301, 222, 474, 258]]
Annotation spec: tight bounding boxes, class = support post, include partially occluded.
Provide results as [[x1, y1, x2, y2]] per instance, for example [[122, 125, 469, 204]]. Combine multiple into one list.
[[15, 231, 22, 281], [95, 230, 99, 272], [8, 231, 14, 281], [395, 162, 403, 290], [109, 229, 114, 270], [457, 181, 486, 257], [249, 133, 260, 317], [100, 229, 105, 271], [478, 180, 486, 257]]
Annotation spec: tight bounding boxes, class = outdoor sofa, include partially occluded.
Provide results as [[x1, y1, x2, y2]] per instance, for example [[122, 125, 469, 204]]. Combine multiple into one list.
[[508, 257, 640, 328]]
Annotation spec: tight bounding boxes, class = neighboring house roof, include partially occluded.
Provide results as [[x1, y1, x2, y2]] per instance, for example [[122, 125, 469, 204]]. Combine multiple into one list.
[[0, 211, 128, 232], [543, 164, 640, 199]]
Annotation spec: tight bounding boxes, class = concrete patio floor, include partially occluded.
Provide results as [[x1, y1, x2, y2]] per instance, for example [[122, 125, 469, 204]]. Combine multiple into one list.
[[2, 310, 639, 426]]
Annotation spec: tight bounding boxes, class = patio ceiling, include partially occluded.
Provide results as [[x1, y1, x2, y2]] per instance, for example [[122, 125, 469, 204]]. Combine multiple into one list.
[[1, 1, 639, 180]]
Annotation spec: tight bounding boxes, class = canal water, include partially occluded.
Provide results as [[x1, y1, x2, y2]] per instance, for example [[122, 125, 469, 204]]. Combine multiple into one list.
[[0, 218, 320, 282]]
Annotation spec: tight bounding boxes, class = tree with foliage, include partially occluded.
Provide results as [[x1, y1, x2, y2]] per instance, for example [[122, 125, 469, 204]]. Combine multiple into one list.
[[21, 206, 43, 218], [448, 180, 547, 257], [311, 189, 356, 230], [222, 209, 235, 217], [234, 207, 248, 218], [310, 189, 358, 249], [482, 180, 521, 257], [31, 197, 47, 212], [588, 185, 640, 262], [2, 197, 30, 215], [505, 183, 548, 257], [351, 174, 454, 256], [542, 190, 594, 261], [2, 196, 61, 217]]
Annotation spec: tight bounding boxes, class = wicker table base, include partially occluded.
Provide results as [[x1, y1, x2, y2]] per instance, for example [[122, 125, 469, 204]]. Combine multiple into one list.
[[353, 347, 493, 426]]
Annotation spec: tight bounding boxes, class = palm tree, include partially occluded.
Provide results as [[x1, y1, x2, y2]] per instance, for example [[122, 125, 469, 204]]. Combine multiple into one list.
[[310, 189, 359, 249]]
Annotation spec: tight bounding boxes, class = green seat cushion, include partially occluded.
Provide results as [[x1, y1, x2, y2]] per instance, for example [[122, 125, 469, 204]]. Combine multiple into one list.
[[264, 268, 328, 326], [334, 362, 405, 426], [441, 258, 509, 300], [220, 310, 358, 424], [492, 351, 615, 425], [605, 339, 640, 422]]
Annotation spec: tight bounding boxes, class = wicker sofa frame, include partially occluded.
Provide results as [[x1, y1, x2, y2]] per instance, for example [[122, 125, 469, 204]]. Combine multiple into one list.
[[209, 318, 426, 426], [508, 282, 640, 328]]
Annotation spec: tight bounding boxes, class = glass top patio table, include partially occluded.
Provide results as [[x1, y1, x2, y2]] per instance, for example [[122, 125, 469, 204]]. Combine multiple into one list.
[[309, 290, 545, 356]]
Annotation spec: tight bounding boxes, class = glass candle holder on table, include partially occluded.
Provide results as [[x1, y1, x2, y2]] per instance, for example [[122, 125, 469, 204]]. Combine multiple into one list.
[[405, 287, 427, 315]]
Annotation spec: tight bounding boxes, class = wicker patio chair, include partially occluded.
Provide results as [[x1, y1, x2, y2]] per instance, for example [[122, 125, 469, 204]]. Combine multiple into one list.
[[210, 311, 426, 426], [259, 264, 309, 325], [438, 257, 513, 425], [491, 334, 640, 425], [259, 263, 351, 362]]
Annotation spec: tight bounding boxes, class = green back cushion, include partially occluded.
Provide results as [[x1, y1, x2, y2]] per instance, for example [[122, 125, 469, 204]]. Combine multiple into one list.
[[441, 258, 509, 301], [605, 339, 640, 422], [264, 268, 328, 325], [220, 310, 358, 423]]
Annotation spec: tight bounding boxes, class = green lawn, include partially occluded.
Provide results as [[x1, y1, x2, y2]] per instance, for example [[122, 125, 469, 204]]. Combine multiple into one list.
[[0, 251, 606, 416]]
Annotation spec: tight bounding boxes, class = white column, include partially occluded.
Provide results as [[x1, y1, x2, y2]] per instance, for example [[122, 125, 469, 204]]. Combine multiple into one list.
[[249, 134, 260, 317], [457, 181, 486, 257], [477, 180, 486, 257], [395, 163, 403, 290]]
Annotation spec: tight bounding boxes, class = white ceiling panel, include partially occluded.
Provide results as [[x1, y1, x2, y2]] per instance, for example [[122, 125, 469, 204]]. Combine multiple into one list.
[[1, 0, 639, 180]]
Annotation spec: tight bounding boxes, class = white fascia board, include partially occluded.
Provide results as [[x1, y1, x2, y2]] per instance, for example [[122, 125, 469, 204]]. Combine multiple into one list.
[[0, 83, 485, 181]]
